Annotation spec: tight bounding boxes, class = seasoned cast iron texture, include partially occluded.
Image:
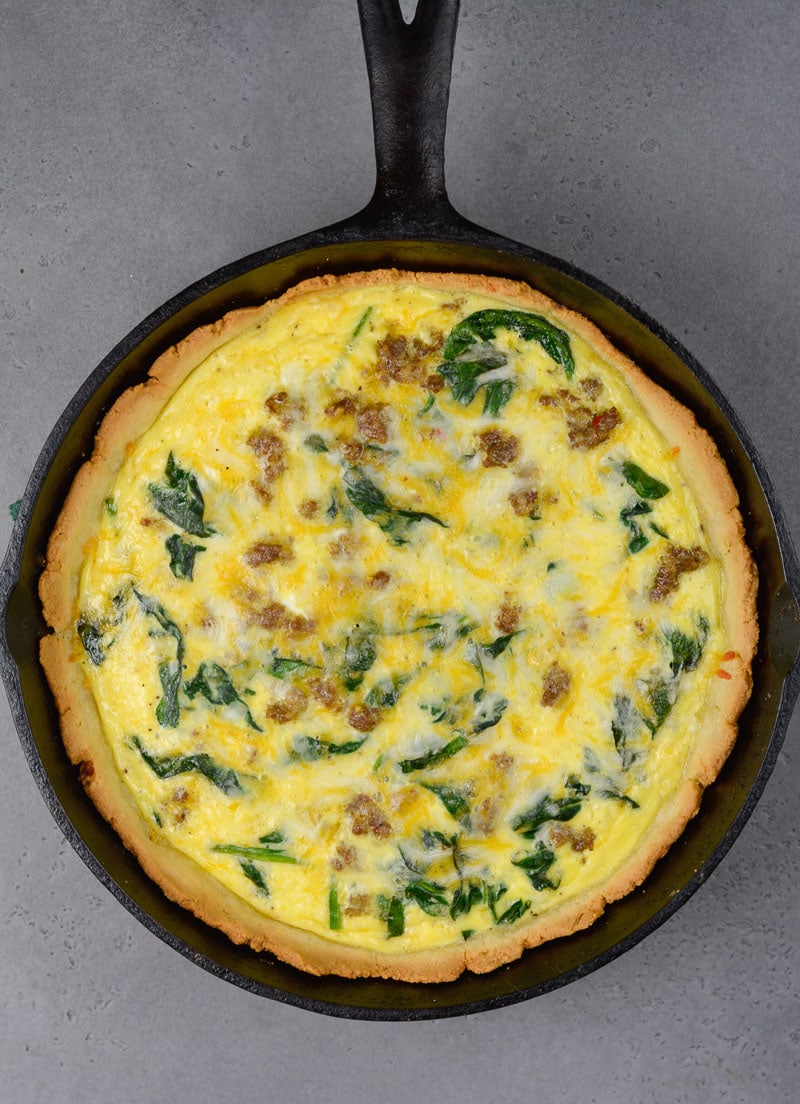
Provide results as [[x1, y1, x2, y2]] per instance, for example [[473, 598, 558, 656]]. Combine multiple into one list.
[[2, 0, 799, 1019]]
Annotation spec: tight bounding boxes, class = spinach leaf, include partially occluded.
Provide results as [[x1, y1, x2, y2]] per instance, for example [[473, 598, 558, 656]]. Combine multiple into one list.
[[419, 613, 476, 652], [495, 898, 533, 924], [344, 467, 446, 545], [443, 309, 575, 380], [485, 882, 507, 921], [420, 698, 456, 725], [8, 499, 21, 522], [365, 673, 411, 708], [325, 487, 342, 520], [437, 359, 500, 406], [436, 344, 515, 414], [135, 590, 185, 728], [149, 452, 214, 537], [339, 630, 375, 690], [611, 694, 641, 769], [351, 305, 373, 340], [184, 661, 261, 731], [165, 533, 205, 580], [598, 789, 640, 809], [156, 661, 182, 728], [471, 692, 508, 733], [512, 788, 584, 838], [566, 775, 591, 796], [399, 735, 469, 774], [421, 782, 470, 820], [620, 501, 650, 521], [397, 842, 426, 875], [303, 433, 329, 453], [341, 626, 378, 691], [77, 618, 107, 665], [667, 618, 708, 676], [211, 843, 298, 863], [377, 894, 405, 938], [405, 879, 449, 916], [627, 524, 649, 554], [132, 736, 243, 795], [622, 460, 670, 500], [268, 656, 318, 679], [483, 377, 516, 417], [77, 596, 129, 662], [582, 746, 603, 774], [644, 678, 674, 734], [449, 880, 484, 921], [512, 842, 559, 890], [329, 884, 342, 931], [485, 882, 532, 924], [620, 500, 652, 554], [239, 860, 269, 895], [291, 735, 366, 760], [418, 829, 465, 878], [135, 590, 183, 647], [618, 462, 669, 551], [480, 631, 522, 659]]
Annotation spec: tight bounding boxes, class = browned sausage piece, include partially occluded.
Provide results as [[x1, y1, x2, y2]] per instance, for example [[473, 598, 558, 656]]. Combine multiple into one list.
[[356, 403, 390, 444], [495, 602, 521, 634], [541, 662, 571, 706], [346, 794, 392, 839], [376, 332, 443, 385], [550, 824, 595, 852], [264, 390, 300, 429], [249, 600, 286, 629], [307, 678, 343, 713], [244, 540, 293, 567], [330, 843, 359, 871], [247, 427, 285, 465], [347, 704, 382, 732], [649, 545, 710, 602], [566, 405, 621, 450], [509, 486, 539, 517], [265, 687, 307, 724], [478, 428, 520, 468]]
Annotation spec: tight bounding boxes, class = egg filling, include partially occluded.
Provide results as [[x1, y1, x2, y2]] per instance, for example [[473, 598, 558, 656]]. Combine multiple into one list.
[[64, 276, 748, 963]]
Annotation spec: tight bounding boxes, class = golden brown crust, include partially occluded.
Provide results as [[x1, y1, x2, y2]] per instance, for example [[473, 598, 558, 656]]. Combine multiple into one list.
[[37, 269, 757, 982]]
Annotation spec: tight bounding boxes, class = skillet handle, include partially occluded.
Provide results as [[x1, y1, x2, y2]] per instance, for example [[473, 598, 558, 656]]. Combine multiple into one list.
[[353, 0, 464, 234]]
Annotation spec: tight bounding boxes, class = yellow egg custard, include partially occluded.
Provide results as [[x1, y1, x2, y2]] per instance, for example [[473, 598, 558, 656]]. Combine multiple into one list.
[[38, 271, 757, 980]]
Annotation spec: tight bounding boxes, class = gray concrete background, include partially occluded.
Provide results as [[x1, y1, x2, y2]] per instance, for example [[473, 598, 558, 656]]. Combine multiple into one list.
[[1, 0, 798, 1099]]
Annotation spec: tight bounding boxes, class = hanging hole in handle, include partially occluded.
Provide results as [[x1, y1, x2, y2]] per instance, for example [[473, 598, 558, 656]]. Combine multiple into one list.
[[397, 0, 419, 23]]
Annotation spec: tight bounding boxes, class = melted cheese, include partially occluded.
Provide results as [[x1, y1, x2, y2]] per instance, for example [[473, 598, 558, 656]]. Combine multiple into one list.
[[76, 280, 727, 956]]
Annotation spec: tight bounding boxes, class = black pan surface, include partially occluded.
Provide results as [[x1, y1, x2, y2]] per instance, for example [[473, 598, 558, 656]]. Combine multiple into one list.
[[2, 0, 799, 1020]]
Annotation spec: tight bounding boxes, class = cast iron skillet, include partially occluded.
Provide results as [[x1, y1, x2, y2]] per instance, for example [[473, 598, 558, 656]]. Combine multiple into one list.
[[2, 0, 799, 1021]]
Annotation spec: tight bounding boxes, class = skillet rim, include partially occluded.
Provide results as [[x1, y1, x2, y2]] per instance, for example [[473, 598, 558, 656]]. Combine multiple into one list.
[[4, 0, 800, 1021], [2, 217, 800, 1020]]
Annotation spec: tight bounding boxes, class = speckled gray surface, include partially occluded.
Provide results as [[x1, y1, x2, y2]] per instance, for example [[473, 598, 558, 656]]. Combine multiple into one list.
[[2, 0, 799, 1099]]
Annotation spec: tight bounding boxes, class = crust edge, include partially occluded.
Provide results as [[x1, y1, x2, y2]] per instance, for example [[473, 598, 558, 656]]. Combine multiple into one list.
[[37, 268, 758, 982]]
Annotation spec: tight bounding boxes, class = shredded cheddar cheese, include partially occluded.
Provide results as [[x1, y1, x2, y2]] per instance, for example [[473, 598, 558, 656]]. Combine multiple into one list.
[[46, 273, 754, 976]]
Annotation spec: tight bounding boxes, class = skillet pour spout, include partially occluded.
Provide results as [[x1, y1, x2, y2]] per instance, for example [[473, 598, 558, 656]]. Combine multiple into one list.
[[2, 0, 800, 1020]]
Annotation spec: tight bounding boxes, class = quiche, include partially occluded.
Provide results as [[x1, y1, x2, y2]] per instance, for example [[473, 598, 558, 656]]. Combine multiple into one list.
[[38, 271, 757, 981]]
